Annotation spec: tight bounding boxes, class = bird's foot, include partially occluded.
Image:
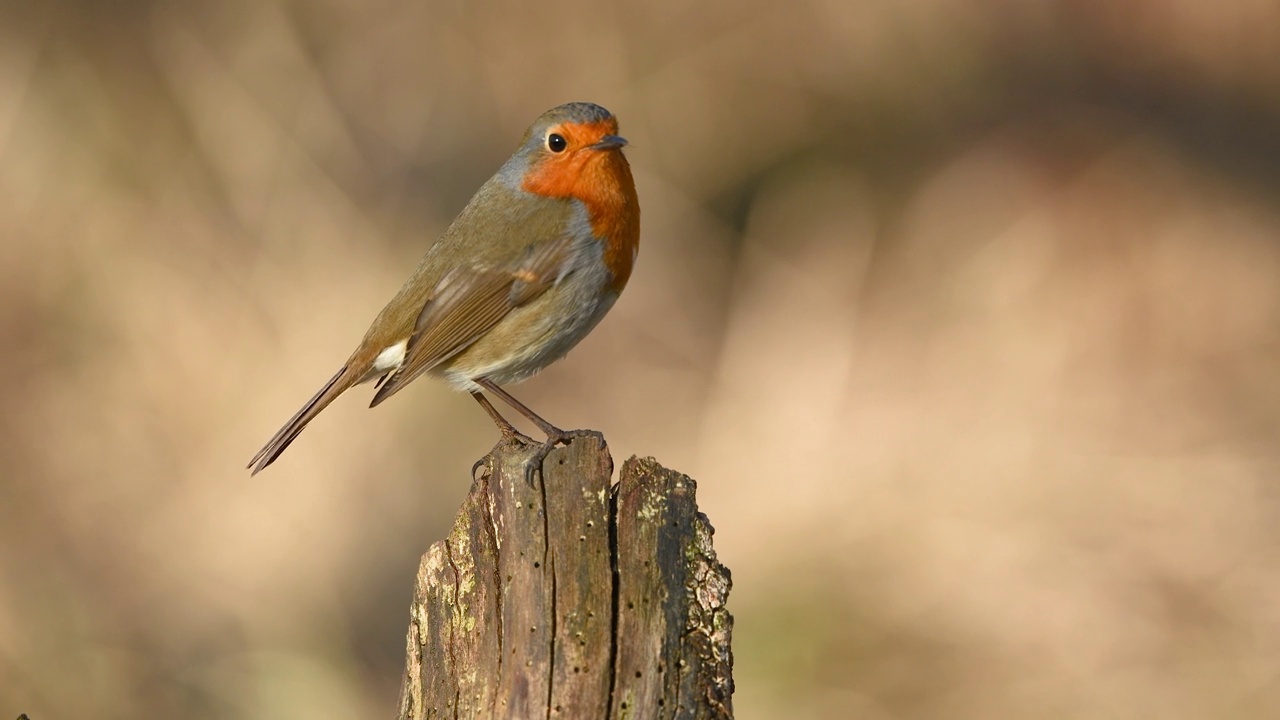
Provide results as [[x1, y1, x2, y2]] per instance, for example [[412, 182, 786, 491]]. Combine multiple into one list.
[[521, 428, 601, 485], [503, 428, 537, 446], [474, 429, 538, 480]]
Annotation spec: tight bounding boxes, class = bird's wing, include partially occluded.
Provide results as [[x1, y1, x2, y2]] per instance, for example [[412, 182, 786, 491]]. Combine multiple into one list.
[[369, 233, 574, 406]]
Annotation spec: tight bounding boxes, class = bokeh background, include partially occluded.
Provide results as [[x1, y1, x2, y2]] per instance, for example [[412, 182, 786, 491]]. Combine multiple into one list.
[[3, 0, 1280, 717]]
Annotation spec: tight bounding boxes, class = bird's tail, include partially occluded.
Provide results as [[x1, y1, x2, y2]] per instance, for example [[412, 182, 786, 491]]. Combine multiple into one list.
[[248, 366, 354, 475]]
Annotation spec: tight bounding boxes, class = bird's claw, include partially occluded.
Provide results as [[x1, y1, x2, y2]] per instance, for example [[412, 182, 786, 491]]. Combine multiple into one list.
[[521, 429, 599, 485], [472, 455, 490, 480]]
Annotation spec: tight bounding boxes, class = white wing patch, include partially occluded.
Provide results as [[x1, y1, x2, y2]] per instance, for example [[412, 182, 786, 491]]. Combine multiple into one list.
[[373, 339, 408, 372]]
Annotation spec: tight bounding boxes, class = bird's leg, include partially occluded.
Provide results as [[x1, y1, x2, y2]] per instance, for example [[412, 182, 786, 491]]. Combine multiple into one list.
[[476, 378, 584, 484], [475, 379, 568, 441], [470, 391, 533, 445]]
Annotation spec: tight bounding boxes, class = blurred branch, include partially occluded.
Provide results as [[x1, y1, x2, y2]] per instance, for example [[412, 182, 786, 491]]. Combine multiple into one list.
[[396, 433, 734, 719]]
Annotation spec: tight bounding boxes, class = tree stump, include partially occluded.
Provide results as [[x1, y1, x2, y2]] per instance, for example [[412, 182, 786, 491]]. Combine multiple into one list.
[[396, 432, 733, 719]]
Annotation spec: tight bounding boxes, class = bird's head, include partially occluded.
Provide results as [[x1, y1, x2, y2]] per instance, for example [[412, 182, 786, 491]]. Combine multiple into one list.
[[510, 102, 632, 203]]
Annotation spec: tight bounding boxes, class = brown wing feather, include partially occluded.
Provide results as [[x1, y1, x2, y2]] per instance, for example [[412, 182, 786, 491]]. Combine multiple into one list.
[[369, 234, 574, 407], [369, 270, 513, 405]]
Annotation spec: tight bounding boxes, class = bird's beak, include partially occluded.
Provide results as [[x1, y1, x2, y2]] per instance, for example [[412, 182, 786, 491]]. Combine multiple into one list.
[[590, 134, 628, 150]]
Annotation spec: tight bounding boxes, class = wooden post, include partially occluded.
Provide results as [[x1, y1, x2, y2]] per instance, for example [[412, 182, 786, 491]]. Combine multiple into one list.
[[396, 432, 734, 720]]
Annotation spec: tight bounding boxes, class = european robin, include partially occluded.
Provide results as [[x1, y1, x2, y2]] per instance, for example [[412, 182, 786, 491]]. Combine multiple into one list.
[[248, 102, 639, 474]]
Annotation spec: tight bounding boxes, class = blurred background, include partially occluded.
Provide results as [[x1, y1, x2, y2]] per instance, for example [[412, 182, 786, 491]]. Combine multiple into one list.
[[2, 0, 1280, 717]]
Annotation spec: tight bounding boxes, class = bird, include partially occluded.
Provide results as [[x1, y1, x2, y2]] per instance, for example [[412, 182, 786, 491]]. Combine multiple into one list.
[[248, 102, 639, 475]]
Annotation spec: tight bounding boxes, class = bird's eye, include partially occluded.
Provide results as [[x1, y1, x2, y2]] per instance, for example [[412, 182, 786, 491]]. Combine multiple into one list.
[[546, 133, 567, 153]]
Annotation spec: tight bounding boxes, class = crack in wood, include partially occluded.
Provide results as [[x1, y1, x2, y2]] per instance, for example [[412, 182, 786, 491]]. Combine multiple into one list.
[[605, 475, 622, 720], [539, 464, 556, 720]]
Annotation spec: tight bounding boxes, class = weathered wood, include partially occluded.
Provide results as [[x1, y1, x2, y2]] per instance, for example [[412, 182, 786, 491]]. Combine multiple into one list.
[[609, 457, 734, 719], [397, 433, 733, 720]]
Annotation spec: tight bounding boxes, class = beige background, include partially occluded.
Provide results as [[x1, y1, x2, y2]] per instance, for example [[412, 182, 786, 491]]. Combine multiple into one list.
[[2, 1, 1280, 718]]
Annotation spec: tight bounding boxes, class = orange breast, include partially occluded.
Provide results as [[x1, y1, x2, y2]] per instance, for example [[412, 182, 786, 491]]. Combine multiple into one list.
[[522, 147, 640, 294]]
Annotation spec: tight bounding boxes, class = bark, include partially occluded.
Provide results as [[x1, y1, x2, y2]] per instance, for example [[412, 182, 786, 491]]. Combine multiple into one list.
[[396, 432, 733, 720]]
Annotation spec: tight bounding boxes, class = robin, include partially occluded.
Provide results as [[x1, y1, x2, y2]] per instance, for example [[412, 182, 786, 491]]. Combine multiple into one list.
[[248, 102, 639, 475]]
